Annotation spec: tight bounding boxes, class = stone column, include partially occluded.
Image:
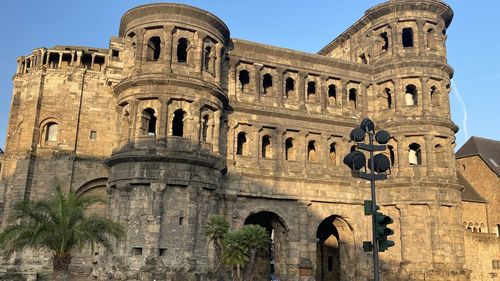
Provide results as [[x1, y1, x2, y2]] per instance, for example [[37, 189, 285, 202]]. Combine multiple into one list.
[[417, 19, 426, 56], [396, 204, 411, 264], [276, 67, 284, 106], [58, 52, 63, 68], [195, 31, 205, 75], [391, 23, 400, 58], [254, 63, 262, 102], [420, 76, 429, 116], [276, 126, 285, 171], [298, 72, 307, 110], [320, 75, 327, 114], [340, 79, 347, 113], [116, 184, 132, 255], [215, 43, 223, 84], [75, 51, 82, 68], [395, 134, 404, 174], [428, 204, 444, 267], [425, 134, 433, 176], [158, 97, 168, 144], [16, 57, 24, 74], [144, 183, 166, 257], [135, 28, 145, 69], [229, 60, 239, 100], [163, 26, 174, 72], [394, 78, 402, 113], [90, 53, 95, 70], [45, 51, 51, 68], [213, 110, 221, 155]]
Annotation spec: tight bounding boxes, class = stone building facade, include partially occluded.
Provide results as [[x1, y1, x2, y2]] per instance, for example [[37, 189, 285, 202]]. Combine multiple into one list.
[[0, 1, 472, 280], [457, 137, 500, 281]]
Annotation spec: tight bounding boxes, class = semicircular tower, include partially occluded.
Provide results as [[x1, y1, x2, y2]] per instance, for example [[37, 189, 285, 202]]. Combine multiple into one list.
[[104, 3, 230, 276]]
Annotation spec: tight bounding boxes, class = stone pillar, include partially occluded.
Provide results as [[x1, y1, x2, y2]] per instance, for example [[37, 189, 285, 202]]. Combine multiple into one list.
[[391, 23, 400, 58], [163, 26, 174, 72], [16, 57, 24, 74], [229, 60, 239, 100], [144, 183, 166, 257], [58, 52, 63, 68], [394, 78, 402, 113], [428, 204, 444, 267], [45, 51, 51, 68], [276, 126, 285, 171], [215, 43, 223, 84], [340, 79, 347, 113], [395, 134, 404, 174], [90, 53, 95, 70], [213, 110, 221, 155], [135, 28, 145, 67], [75, 51, 82, 68], [297, 200, 314, 280], [298, 72, 307, 109], [320, 75, 327, 114], [417, 19, 426, 56], [116, 184, 132, 255], [195, 31, 205, 75], [397, 204, 411, 264], [420, 76, 429, 116], [425, 134, 433, 176], [254, 63, 262, 102], [158, 97, 168, 144], [276, 67, 284, 106]]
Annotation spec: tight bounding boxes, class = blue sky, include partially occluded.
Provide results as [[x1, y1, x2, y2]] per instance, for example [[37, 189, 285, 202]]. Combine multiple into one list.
[[0, 0, 498, 150]]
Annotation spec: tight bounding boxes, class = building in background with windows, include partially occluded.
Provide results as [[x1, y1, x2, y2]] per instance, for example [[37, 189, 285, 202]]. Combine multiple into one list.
[[0, 1, 478, 280], [457, 137, 500, 280]]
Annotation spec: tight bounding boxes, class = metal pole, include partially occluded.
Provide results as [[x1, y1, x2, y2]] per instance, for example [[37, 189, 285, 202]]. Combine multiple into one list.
[[369, 130, 380, 281]]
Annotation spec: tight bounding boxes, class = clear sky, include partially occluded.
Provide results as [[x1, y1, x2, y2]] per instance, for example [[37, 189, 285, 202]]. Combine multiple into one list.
[[0, 0, 499, 151]]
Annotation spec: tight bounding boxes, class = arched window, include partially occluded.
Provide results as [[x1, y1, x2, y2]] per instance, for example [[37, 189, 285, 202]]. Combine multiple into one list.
[[431, 86, 440, 107], [329, 143, 336, 165], [131, 42, 136, 58], [385, 88, 392, 109], [308, 140, 317, 163], [263, 74, 273, 95], [239, 70, 250, 91], [262, 135, 271, 158], [348, 88, 357, 109], [201, 115, 209, 142], [380, 32, 389, 51], [402, 28, 414, 48], [44, 122, 59, 142], [307, 81, 316, 99], [405, 85, 417, 106], [285, 77, 295, 98], [328, 85, 337, 100], [203, 46, 212, 71], [408, 143, 421, 165], [236, 132, 247, 156], [141, 108, 156, 136], [177, 38, 188, 63], [146, 37, 161, 61], [172, 109, 185, 137], [285, 138, 295, 160]]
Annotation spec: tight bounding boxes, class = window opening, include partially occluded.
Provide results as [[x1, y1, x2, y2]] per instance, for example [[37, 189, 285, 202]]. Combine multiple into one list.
[[263, 74, 273, 95], [203, 46, 212, 71], [405, 85, 417, 106], [380, 32, 389, 51], [172, 109, 185, 137], [402, 28, 414, 48], [262, 135, 271, 158], [236, 132, 247, 156], [285, 77, 295, 98], [308, 141, 317, 162], [239, 70, 250, 91], [285, 138, 295, 160], [146, 37, 161, 61], [201, 115, 209, 142], [348, 88, 357, 109], [409, 143, 421, 165], [307, 81, 316, 98], [177, 38, 188, 63], [45, 122, 58, 142], [329, 143, 336, 165]]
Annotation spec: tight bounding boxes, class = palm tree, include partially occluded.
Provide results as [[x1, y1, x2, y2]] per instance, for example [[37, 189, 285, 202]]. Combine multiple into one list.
[[222, 229, 248, 281], [0, 187, 124, 281], [241, 225, 270, 281], [204, 215, 229, 280]]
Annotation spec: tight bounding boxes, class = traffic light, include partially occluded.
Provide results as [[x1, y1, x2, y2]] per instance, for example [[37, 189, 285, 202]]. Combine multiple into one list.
[[375, 212, 395, 252]]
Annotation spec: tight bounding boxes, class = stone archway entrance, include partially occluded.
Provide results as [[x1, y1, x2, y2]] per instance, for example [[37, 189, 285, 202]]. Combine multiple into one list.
[[316, 215, 354, 281], [244, 211, 288, 281]]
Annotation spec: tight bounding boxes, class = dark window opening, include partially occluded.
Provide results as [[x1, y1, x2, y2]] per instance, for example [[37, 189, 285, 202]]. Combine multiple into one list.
[[48, 53, 60, 69], [285, 138, 295, 160], [402, 28, 414, 48], [262, 135, 271, 158], [263, 74, 273, 95], [179, 216, 184, 225], [159, 248, 167, 256], [307, 81, 316, 98], [201, 115, 209, 142], [380, 32, 389, 51], [359, 53, 368, 64], [132, 247, 143, 256], [308, 140, 317, 162], [146, 36, 161, 61], [45, 122, 58, 142], [112, 50, 120, 58], [81, 53, 92, 70], [348, 88, 357, 109], [93, 55, 105, 71], [328, 85, 337, 99], [141, 108, 157, 136], [405, 84, 418, 106], [385, 88, 392, 109], [409, 143, 421, 165], [177, 38, 188, 63], [172, 109, 185, 137], [90, 130, 97, 140], [203, 46, 212, 71], [236, 132, 247, 156], [329, 143, 336, 165], [239, 70, 250, 91], [285, 77, 295, 98]]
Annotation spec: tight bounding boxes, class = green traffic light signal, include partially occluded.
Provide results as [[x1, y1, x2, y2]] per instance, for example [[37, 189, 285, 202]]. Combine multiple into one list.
[[375, 212, 395, 252]]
